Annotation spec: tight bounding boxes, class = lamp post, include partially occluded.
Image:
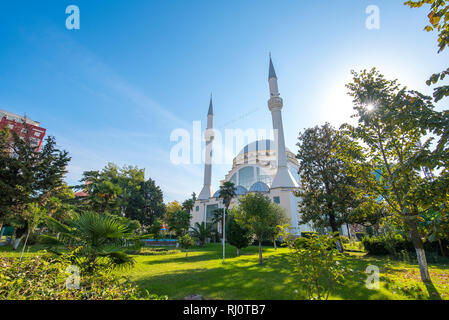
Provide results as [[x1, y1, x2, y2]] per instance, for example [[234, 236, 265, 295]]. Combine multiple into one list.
[[222, 207, 226, 264]]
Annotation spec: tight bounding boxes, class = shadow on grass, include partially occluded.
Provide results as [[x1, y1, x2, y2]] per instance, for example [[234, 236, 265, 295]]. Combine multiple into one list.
[[424, 281, 442, 300], [132, 249, 393, 300]]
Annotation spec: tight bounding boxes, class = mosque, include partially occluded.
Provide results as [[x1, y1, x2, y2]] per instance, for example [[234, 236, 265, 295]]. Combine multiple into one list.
[[190, 56, 313, 235]]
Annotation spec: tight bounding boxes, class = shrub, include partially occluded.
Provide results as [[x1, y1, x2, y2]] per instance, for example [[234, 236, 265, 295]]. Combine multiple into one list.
[[362, 234, 415, 256], [301, 231, 318, 239], [0, 255, 166, 300], [339, 236, 350, 244], [280, 227, 347, 300], [178, 234, 194, 257]]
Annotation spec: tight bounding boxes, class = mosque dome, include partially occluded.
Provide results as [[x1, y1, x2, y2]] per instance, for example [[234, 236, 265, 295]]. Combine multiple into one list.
[[213, 185, 248, 198], [238, 139, 292, 156], [249, 181, 270, 193]]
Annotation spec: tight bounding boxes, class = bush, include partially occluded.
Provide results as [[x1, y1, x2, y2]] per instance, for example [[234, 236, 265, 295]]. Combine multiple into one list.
[[362, 234, 415, 256], [301, 232, 318, 239], [339, 236, 350, 244], [280, 227, 347, 300], [355, 233, 366, 241], [0, 255, 166, 300]]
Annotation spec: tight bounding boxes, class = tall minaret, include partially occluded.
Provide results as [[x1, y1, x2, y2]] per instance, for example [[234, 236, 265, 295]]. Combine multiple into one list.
[[198, 95, 215, 200], [268, 55, 299, 189]]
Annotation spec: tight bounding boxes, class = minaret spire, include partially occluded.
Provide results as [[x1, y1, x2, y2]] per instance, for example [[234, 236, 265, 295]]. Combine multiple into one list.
[[198, 95, 215, 200], [267, 55, 299, 189]]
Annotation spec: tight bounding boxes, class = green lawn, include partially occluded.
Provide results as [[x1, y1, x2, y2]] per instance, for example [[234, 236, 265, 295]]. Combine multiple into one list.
[[1, 243, 448, 300], [120, 243, 449, 300]]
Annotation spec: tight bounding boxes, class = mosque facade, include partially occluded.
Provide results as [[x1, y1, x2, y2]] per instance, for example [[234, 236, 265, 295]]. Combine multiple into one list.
[[190, 57, 314, 235]]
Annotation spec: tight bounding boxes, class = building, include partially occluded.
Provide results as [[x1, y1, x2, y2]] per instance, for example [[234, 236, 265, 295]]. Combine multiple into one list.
[[190, 56, 313, 235], [0, 110, 46, 151]]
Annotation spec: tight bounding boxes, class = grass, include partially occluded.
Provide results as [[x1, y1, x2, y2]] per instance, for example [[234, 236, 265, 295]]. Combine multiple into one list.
[[1, 242, 448, 300], [120, 243, 449, 300]]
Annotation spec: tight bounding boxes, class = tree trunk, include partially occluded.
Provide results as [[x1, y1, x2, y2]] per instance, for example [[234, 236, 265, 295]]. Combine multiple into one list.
[[20, 230, 31, 261], [258, 240, 263, 265], [13, 237, 22, 250], [438, 239, 445, 257], [408, 218, 431, 282], [237, 248, 240, 256], [346, 224, 352, 243], [274, 238, 277, 250], [329, 213, 344, 253]]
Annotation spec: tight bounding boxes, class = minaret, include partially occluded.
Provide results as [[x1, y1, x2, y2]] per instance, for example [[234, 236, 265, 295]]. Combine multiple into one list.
[[198, 95, 215, 200], [268, 55, 299, 189]]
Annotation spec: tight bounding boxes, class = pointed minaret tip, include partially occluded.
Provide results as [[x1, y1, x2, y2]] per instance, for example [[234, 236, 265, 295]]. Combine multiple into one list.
[[268, 54, 277, 80], [208, 94, 214, 116]]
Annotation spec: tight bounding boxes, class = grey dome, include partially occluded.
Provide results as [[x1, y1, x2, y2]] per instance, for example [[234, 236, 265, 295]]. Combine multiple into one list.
[[213, 185, 248, 198], [235, 185, 248, 195], [249, 182, 270, 193], [238, 139, 292, 156]]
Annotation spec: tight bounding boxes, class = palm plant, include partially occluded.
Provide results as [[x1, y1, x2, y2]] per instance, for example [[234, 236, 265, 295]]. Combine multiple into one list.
[[39, 211, 136, 274], [219, 181, 236, 262], [190, 222, 212, 247]]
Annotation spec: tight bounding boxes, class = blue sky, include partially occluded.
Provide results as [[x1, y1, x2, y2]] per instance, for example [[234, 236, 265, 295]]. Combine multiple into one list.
[[0, 0, 447, 203]]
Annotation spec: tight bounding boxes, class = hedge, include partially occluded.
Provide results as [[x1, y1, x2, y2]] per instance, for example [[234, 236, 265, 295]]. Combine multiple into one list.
[[362, 235, 449, 256]]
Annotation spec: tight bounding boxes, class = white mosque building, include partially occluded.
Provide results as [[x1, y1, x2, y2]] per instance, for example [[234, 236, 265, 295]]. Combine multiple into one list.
[[190, 56, 314, 235]]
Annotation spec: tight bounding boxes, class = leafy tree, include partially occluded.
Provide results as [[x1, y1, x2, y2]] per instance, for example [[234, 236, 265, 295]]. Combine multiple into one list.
[[78, 164, 165, 226], [80, 169, 122, 214], [0, 132, 70, 240], [234, 193, 288, 264], [125, 178, 165, 226], [295, 123, 363, 252], [266, 202, 289, 250], [190, 222, 212, 247], [178, 234, 195, 258], [148, 218, 164, 240], [218, 181, 236, 259], [226, 211, 252, 256], [39, 211, 136, 274], [164, 201, 191, 237], [343, 68, 446, 282], [280, 227, 347, 300], [212, 208, 225, 239], [182, 192, 197, 213], [405, 0, 449, 53]]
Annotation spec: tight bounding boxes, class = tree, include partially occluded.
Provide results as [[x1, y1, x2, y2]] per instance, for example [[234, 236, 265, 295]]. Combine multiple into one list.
[[19, 203, 46, 260], [148, 218, 163, 240], [0, 132, 70, 242], [165, 201, 191, 237], [266, 203, 289, 250], [78, 164, 166, 226], [212, 208, 225, 238], [190, 222, 212, 247], [178, 234, 195, 258], [226, 211, 252, 256], [39, 211, 136, 274], [182, 192, 197, 213], [280, 227, 347, 300], [343, 68, 445, 282], [80, 170, 122, 214], [234, 193, 288, 264], [125, 178, 166, 226], [295, 123, 363, 252], [405, 0, 449, 53], [218, 181, 236, 262]]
